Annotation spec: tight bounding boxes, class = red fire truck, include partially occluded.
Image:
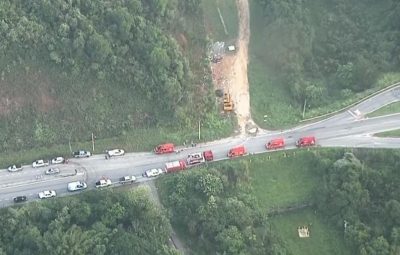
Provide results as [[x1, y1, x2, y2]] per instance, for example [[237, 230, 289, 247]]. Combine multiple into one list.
[[266, 138, 285, 150], [296, 136, 316, 147], [165, 160, 187, 173], [154, 143, 175, 154], [227, 145, 246, 158]]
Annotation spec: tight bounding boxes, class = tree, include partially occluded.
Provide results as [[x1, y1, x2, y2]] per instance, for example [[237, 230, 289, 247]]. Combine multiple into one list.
[[216, 226, 245, 255], [85, 33, 111, 63]]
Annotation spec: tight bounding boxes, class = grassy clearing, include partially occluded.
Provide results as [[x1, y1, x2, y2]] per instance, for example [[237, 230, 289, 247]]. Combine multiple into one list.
[[248, 1, 400, 129], [366, 101, 400, 117], [248, 3, 300, 129], [271, 208, 352, 255], [247, 149, 352, 254], [248, 150, 320, 210], [202, 0, 238, 42]]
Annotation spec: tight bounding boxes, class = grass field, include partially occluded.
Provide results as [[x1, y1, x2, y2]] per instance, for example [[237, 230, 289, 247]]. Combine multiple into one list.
[[248, 3, 302, 129], [202, 0, 238, 42], [248, 1, 400, 129], [366, 101, 400, 117], [271, 208, 352, 255], [248, 150, 320, 210]]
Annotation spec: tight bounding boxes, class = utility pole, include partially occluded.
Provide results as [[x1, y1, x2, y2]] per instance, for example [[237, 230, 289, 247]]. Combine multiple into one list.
[[198, 120, 201, 140], [68, 131, 73, 154], [302, 98, 307, 119], [91, 133, 95, 152]]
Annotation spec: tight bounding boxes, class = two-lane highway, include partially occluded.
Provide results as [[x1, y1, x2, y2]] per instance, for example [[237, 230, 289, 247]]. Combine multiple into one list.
[[2, 85, 400, 207]]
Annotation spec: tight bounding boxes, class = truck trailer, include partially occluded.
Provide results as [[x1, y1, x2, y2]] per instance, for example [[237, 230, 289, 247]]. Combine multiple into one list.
[[266, 138, 285, 150], [165, 160, 187, 173], [154, 143, 175, 154], [296, 136, 316, 147], [227, 146, 246, 158]]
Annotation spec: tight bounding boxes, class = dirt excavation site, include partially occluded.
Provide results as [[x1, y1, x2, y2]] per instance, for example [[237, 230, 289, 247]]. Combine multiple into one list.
[[211, 0, 259, 135]]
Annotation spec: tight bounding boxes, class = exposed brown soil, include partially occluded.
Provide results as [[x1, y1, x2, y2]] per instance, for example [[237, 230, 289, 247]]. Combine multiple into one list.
[[0, 67, 58, 116], [211, 0, 258, 134]]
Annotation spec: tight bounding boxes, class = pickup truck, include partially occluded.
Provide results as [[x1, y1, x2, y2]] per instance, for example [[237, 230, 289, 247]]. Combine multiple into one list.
[[95, 179, 112, 188], [32, 160, 50, 168], [119, 176, 136, 184], [7, 164, 23, 172], [73, 150, 91, 158]]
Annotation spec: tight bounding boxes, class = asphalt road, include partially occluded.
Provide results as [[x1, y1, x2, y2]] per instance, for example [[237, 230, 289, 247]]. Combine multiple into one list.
[[1, 85, 400, 207]]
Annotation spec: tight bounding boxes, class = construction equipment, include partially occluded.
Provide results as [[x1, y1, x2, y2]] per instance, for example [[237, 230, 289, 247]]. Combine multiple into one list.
[[223, 93, 234, 111]]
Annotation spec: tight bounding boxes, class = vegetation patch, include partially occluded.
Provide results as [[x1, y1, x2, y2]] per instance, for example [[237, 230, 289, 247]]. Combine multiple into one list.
[[0, 188, 178, 255], [374, 129, 400, 138], [314, 149, 400, 254], [271, 208, 351, 255], [249, 0, 400, 128], [202, 0, 239, 42], [247, 148, 353, 254], [366, 101, 400, 117], [157, 163, 287, 255], [249, 150, 321, 210]]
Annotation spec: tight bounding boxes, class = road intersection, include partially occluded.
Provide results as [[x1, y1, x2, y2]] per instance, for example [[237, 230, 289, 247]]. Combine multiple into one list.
[[1, 85, 400, 207]]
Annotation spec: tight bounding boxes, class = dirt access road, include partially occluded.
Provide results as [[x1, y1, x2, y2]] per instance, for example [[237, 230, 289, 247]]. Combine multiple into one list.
[[212, 0, 258, 135]]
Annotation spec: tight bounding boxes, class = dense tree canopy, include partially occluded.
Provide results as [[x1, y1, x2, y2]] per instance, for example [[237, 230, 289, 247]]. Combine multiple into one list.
[[0, 188, 179, 255], [0, 0, 215, 152], [157, 163, 287, 255], [0, 0, 191, 112], [256, 0, 400, 107], [315, 150, 400, 255]]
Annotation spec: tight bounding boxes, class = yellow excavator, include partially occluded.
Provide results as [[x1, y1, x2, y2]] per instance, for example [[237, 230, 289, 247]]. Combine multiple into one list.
[[223, 93, 234, 111]]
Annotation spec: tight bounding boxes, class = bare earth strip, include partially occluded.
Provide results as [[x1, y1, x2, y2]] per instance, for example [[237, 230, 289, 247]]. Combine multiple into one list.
[[232, 0, 254, 134], [211, 0, 258, 135]]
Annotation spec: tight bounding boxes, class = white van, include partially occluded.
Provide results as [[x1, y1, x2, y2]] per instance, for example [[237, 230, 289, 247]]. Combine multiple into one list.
[[67, 181, 88, 191]]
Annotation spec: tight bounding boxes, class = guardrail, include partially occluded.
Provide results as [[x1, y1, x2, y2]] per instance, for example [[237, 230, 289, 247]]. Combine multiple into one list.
[[300, 81, 400, 123]]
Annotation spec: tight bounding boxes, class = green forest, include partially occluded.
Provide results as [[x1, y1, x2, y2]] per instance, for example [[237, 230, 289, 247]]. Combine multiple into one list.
[[0, 188, 178, 255], [315, 150, 400, 255], [251, 0, 400, 126], [0, 0, 217, 152]]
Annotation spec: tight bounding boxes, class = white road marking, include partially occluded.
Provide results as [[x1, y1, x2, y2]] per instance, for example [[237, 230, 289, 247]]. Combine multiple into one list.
[[347, 110, 357, 118]]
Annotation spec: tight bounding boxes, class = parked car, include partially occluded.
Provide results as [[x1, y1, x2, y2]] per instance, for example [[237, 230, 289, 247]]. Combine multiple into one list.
[[106, 149, 125, 157], [38, 190, 56, 199], [95, 179, 112, 188], [13, 196, 27, 203], [67, 181, 87, 191], [119, 176, 136, 184], [32, 160, 50, 168], [73, 150, 91, 158], [51, 157, 65, 164], [143, 168, 164, 178], [7, 164, 23, 172], [45, 168, 60, 175]]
